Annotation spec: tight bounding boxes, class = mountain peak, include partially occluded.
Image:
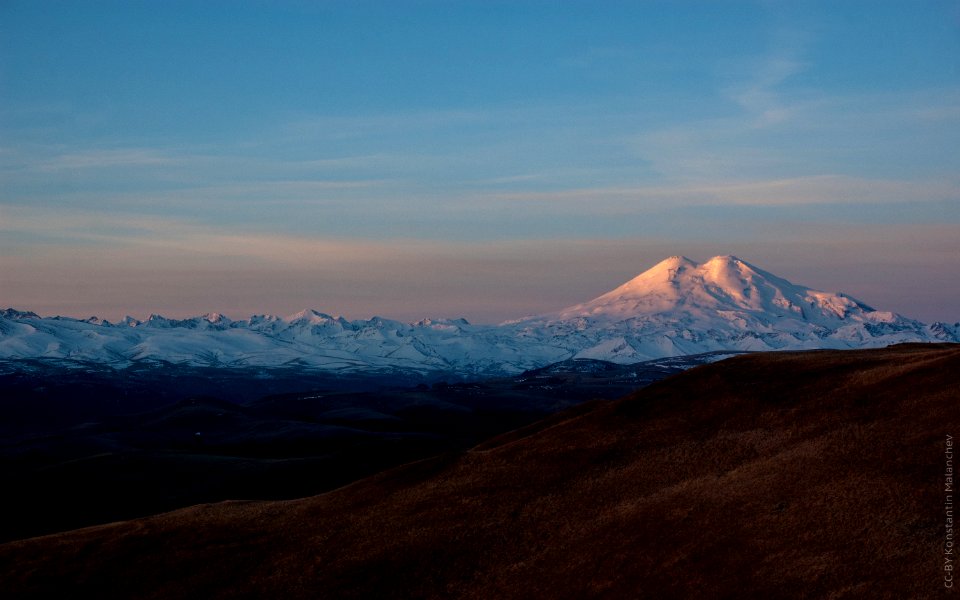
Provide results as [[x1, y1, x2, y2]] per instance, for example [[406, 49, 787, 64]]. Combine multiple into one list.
[[552, 256, 700, 319], [201, 312, 231, 324], [0, 308, 40, 320], [702, 254, 761, 272], [620, 255, 697, 287], [705, 254, 742, 265], [547, 254, 887, 328], [286, 309, 333, 322], [651, 255, 698, 272]]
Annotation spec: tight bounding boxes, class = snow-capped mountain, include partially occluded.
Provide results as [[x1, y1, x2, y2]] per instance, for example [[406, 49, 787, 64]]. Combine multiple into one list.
[[1, 256, 956, 376], [507, 255, 957, 362]]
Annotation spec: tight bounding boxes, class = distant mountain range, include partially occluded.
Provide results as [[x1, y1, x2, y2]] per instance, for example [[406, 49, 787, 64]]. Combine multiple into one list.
[[2, 255, 957, 376]]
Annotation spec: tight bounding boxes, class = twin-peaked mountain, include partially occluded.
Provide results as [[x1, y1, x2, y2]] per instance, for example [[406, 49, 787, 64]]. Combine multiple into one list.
[[2, 256, 956, 376]]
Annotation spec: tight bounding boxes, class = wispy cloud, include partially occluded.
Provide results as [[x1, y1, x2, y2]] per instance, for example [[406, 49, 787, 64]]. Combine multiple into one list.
[[33, 148, 184, 171], [629, 85, 960, 182], [689, 176, 959, 206], [0, 204, 424, 264], [279, 109, 487, 141], [727, 60, 805, 126], [488, 175, 960, 208]]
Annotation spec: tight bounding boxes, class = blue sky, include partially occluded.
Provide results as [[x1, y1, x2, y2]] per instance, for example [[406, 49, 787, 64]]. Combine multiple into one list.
[[1, 1, 959, 322]]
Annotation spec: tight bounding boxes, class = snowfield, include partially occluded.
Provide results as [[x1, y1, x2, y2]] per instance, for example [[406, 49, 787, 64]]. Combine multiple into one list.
[[2, 256, 957, 376]]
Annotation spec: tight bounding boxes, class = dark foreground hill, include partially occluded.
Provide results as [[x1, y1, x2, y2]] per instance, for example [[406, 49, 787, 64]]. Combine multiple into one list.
[[1, 344, 957, 599], [0, 354, 712, 542]]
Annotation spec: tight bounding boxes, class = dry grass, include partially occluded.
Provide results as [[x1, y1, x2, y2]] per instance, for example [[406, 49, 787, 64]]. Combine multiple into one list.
[[1, 343, 957, 599]]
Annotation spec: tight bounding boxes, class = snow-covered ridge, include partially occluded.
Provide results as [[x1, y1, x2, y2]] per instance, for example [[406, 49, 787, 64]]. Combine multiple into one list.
[[2, 256, 957, 375]]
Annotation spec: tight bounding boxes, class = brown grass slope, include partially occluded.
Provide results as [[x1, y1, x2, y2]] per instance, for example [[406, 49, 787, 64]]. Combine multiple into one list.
[[1, 344, 958, 599]]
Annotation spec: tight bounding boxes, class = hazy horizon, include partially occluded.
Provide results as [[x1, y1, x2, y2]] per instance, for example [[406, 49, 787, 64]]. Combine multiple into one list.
[[2, 2, 958, 324], [4, 248, 957, 325]]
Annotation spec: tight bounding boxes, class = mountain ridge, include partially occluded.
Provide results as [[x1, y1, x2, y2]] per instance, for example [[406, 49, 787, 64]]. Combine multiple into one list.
[[2, 255, 957, 375]]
